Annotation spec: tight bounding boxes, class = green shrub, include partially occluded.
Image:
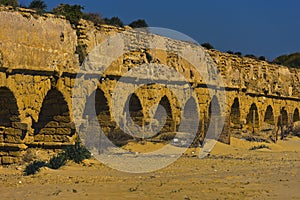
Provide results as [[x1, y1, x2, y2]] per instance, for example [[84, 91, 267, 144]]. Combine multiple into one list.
[[201, 42, 214, 50], [258, 56, 267, 61], [83, 12, 103, 25], [129, 19, 148, 28], [23, 141, 91, 175], [273, 52, 300, 68], [23, 160, 46, 176], [28, 0, 47, 14], [51, 4, 84, 25], [234, 52, 242, 57], [63, 141, 91, 163], [47, 153, 67, 169], [0, 0, 18, 7], [104, 16, 124, 27], [244, 54, 257, 59]]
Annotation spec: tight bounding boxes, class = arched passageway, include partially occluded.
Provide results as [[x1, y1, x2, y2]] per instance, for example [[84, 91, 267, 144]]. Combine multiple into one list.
[[246, 103, 259, 130], [293, 108, 299, 122], [264, 105, 275, 125], [0, 87, 20, 127], [230, 98, 240, 128], [34, 88, 75, 143], [280, 108, 288, 126], [124, 93, 143, 127], [154, 96, 175, 134], [182, 97, 200, 133]]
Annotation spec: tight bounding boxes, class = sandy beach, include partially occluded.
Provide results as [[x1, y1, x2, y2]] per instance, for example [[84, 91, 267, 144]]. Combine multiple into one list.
[[0, 136, 299, 200]]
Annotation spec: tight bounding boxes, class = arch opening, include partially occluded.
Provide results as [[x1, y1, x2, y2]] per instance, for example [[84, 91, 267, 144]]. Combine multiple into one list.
[[182, 97, 200, 132], [204, 96, 221, 139], [293, 108, 299, 122], [280, 108, 288, 126], [124, 93, 143, 127], [34, 88, 75, 143], [154, 96, 175, 134], [264, 105, 275, 125], [0, 87, 20, 127], [246, 103, 259, 129], [230, 98, 240, 128]]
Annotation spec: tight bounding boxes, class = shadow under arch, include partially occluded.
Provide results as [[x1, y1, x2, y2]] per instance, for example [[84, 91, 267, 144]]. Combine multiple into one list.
[[246, 103, 259, 131], [153, 95, 176, 135], [34, 88, 75, 143], [181, 97, 200, 146], [280, 108, 288, 126], [230, 98, 240, 129], [203, 95, 221, 140], [293, 108, 299, 122], [264, 105, 275, 125], [0, 87, 20, 127], [123, 93, 143, 127]]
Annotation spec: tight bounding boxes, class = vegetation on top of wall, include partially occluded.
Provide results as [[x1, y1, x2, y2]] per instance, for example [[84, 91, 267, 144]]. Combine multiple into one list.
[[201, 42, 214, 50], [51, 4, 84, 25], [0, 0, 18, 7], [82, 12, 103, 25], [128, 19, 148, 28], [28, 0, 47, 14], [273, 52, 300, 68], [104, 16, 124, 27]]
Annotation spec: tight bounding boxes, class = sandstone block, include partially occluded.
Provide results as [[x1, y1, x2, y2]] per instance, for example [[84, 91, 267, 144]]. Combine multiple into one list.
[[53, 115, 70, 123], [56, 128, 71, 135], [59, 122, 75, 129], [4, 128, 22, 136], [8, 151, 24, 157], [52, 135, 69, 142], [44, 135, 53, 142], [5, 135, 23, 143], [1, 156, 15, 164], [39, 128, 56, 135], [12, 122, 28, 130], [45, 121, 59, 128], [34, 134, 44, 142]]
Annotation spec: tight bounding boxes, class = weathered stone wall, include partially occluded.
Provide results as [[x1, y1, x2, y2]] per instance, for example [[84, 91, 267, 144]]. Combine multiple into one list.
[[0, 7, 299, 164]]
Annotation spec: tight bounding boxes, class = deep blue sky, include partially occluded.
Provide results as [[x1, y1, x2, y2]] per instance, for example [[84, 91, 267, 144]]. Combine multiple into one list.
[[20, 0, 300, 60]]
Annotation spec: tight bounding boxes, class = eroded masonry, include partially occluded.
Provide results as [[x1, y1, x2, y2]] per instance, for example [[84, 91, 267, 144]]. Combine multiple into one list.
[[0, 7, 299, 164]]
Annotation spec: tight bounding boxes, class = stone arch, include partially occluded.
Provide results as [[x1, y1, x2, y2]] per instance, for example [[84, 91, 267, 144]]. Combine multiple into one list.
[[83, 88, 111, 124], [154, 95, 175, 134], [95, 89, 111, 122], [293, 108, 299, 122], [204, 95, 221, 138], [183, 97, 198, 119], [209, 95, 221, 117], [230, 98, 240, 128], [0, 87, 20, 126], [124, 93, 143, 127], [182, 97, 200, 134], [280, 108, 288, 126], [34, 88, 75, 143], [246, 103, 259, 129], [264, 105, 275, 125]]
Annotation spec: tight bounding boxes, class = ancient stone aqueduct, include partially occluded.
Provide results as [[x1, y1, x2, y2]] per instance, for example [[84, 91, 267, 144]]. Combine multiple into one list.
[[0, 7, 299, 164]]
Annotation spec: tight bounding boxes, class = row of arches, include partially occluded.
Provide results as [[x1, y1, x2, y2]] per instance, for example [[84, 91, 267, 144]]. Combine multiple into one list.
[[0, 86, 75, 144], [1, 85, 299, 145], [230, 98, 300, 131]]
